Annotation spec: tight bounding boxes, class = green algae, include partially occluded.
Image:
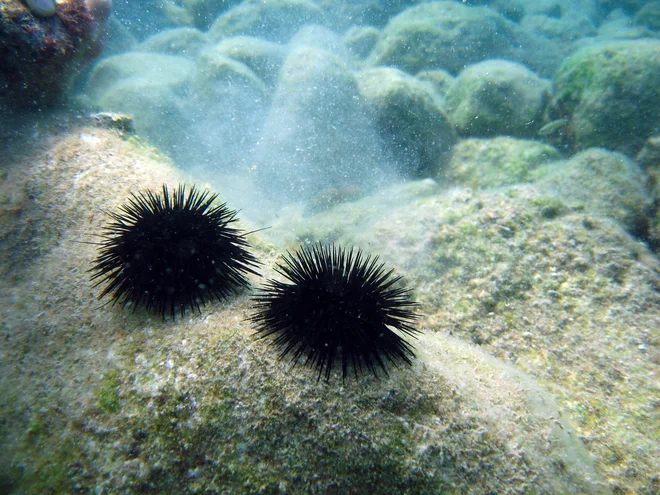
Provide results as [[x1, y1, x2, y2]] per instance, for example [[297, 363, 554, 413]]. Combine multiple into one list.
[[446, 137, 561, 190], [13, 408, 78, 495], [98, 370, 122, 413], [531, 195, 566, 219], [552, 40, 660, 153]]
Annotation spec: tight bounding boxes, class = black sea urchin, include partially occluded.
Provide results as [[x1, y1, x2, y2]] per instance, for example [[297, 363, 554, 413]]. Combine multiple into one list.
[[250, 244, 420, 380], [90, 185, 260, 319]]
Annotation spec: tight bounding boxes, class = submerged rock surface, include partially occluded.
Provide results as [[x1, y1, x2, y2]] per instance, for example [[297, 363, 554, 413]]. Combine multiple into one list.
[[0, 123, 613, 494], [3, 1, 660, 494]]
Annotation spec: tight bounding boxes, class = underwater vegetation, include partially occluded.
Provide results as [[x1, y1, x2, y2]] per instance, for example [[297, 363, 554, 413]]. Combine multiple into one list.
[[251, 243, 420, 380], [90, 184, 260, 319]]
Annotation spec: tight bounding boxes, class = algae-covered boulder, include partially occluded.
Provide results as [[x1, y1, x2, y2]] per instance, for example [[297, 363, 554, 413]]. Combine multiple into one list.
[[594, 14, 655, 42], [84, 53, 195, 158], [289, 24, 349, 58], [315, 0, 415, 28], [111, 0, 188, 40], [98, 79, 189, 158], [366, 1, 561, 77], [85, 52, 195, 102], [186, 46, 270, 170], [537, 148, 653, 236], [551, 40, 660, 155], [343, 25, 380, 60], [291, 177, 659, 495], [357, 67, 456, 178], [521, 13, 597, 42], [0, 123, 609, 494], [636, 134, 660, 171], [415, 69, 455, 100], [634, 1, 660, 31], [210, 36, 286, 89], [444, 60, 551, 138], [193, 47, 269, 104], [136, 27, 209, 59], [208, 0, 324, 43], [180, 0, 243, 30], [446, 137, 561, 188], [521, 0, 599, 18], [253, 47, 391, 206], [636, 135, 660, 250]]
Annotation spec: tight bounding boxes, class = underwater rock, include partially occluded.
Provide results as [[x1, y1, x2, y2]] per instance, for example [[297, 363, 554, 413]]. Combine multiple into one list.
[[316, 0, 416, 29], [636, 134, 660, 171], [193, 47, 269, 103], [84, 52, 195, 159], [293, 177, 659, 495], [85, 52, 195, 102], [136, 26, 209, 59], [0, 124, 611, 494], [99, 79, 190, 159], [210, 36, 285, 89], [538, 148, 652, 238], [89, 111, 134, 133], [521, 13, 597, 42], [25, 0, 57, 17], [289, 24, 349, 59], [186, 46, 270, 171], [97, 14, 138, 57], [366, 1, 562, 78], [593, 13, 655, 41], [520, 0, 599, 20], [0, 0, 113, 108], [109, 0, 187, 40], [415, 69, 455, 101], [208, 0, 324, 44], [446, 137, 561, 189], [443, 59, 551, 139], [0, 125, 182, 284], [486, 0, 525, 22], [551, 39, 660, 155], [357, 67, 456, 178], [253, 46, 391, 206], [180, 0, 242, 30], [634, 1, 660, 31], [343, 25, 380, 61]]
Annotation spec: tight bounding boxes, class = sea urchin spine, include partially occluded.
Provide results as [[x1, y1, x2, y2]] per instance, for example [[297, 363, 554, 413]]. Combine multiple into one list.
[[90, 185, 260, 319], [251, 243, 420, 380]]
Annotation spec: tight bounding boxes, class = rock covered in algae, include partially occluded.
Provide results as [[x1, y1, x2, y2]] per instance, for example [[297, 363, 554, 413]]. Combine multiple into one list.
[[366, 1, 561, 78], [443, 59, 551, 139], [291, 173, 659, 495], [0, 123, 608, 494], [445, 136, 561, 189], [551, 39, 660, 155]]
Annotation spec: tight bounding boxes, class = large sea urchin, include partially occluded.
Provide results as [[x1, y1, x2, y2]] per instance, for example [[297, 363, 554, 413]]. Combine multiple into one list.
[[251, 244, 420, 380], [90, 185, 259, 319]]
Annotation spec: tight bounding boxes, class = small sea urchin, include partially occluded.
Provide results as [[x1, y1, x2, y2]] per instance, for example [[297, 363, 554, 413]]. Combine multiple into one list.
[[251, 244, 420, 380], [90, 185, 259, 319]]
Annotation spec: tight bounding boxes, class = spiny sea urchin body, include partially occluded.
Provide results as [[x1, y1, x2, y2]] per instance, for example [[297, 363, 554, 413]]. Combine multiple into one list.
[[91, 185, 260, 319], [251, 243, 420, 380]]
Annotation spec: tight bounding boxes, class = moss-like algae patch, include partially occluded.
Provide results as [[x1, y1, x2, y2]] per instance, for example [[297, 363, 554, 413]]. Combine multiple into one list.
[[289, 178, 658, 494], [98, 370, 122, 413], [552, 40, 660, 153]]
